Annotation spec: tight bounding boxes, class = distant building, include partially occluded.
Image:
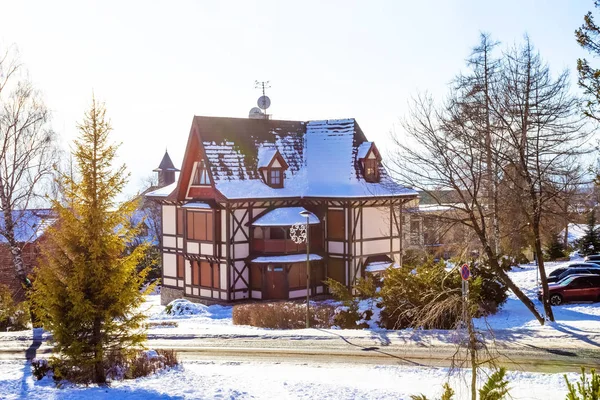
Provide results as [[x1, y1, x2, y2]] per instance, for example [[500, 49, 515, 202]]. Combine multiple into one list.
[[0, 209, 54, 301], [153, 150, 179, 187], [147, 116, 420, 305]]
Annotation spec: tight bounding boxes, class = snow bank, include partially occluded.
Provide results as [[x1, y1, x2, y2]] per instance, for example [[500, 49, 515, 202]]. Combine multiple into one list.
[[163, 299, 210, 317], [0, 360, 580, 400]]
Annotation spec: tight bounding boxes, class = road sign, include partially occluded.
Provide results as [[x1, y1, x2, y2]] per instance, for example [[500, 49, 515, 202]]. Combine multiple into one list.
[[460, 264, 471, 281]]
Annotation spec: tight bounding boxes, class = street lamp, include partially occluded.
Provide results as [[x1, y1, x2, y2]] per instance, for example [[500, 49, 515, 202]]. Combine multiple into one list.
[[299, 210, 312, 329], [291, 210, 314, 328]]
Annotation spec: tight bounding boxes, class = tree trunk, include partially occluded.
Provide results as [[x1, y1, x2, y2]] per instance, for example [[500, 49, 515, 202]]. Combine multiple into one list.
[[0, 178, 27, 284], [489, 256, 545, 325], [474, 217, 545, 324], [93, 317, 106, 385], [533, 219, 555, 321]]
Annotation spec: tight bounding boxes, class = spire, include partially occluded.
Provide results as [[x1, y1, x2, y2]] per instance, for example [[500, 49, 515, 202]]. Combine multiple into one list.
[[154, 150, 179, 172], [153, 150, 179, 187]]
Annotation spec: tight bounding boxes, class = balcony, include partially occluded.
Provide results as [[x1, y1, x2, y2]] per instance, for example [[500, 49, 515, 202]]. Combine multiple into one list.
[[252, 239, 306, 254]]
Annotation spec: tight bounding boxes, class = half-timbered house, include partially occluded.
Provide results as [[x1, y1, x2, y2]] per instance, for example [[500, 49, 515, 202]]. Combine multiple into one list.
[[147, 116, 419, 305]]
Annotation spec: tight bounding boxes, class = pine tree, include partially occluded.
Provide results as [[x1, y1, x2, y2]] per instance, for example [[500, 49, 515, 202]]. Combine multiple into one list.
[[546, 232, 566, 261], [579, 208, 600, 256], [576, 2, 600, 122], [31, 98, 152, 385]]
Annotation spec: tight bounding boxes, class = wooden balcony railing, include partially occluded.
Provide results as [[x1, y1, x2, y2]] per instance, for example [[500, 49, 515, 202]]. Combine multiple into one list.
[[252, 239, 322, 254]]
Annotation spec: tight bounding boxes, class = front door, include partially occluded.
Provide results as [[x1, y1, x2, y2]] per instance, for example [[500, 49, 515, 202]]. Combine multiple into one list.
[[265, 265, 287, 300]]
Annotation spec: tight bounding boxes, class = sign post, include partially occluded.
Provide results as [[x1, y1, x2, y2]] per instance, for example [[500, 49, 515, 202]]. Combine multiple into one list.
[[460, 263, 470, 324]]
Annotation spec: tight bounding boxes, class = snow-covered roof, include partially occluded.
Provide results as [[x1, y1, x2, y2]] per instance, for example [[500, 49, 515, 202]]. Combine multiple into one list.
[[194, 117, 417, 200], [356, 142, 372, 159], [365, 261, 400, 273], [0, 209, 55, 244], [146, 182, 177, 198], [182, 202, 212, 209], [418, 204, 454, 213], [252, 207, 320, 226], [251, 253, 323, 264], [257, 146, 278, 169], [562, 223, 600, 244]]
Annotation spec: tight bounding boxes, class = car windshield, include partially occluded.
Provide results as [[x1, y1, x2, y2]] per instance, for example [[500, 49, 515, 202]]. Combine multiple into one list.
[[557, 276, 577, 285]]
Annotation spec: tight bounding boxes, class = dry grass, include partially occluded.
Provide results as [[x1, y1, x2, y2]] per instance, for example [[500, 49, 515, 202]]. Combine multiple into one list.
[[233, 302, 335, 329], [146, 321, 178, 328], [32, 349, 179, 384]]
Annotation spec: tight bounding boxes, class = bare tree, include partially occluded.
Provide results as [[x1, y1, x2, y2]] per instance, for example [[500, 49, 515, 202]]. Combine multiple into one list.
[[389, 92, 545, 324], [453, 33, 502, 255], [490, 37, 590, 321], [0, 46, 57, 285]]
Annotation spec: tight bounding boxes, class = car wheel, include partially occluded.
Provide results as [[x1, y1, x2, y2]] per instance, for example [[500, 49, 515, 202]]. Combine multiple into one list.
[[550, 294, 563, 306]]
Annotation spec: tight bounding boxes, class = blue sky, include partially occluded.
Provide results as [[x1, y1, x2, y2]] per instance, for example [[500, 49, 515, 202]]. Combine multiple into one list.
[[0, 0, 593, 196]]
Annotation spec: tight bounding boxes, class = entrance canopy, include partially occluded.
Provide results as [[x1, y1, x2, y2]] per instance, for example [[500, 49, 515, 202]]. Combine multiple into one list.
[[251, 207, 320, 227], [251, 253, 323, 264], [365, 261, 400, 273]]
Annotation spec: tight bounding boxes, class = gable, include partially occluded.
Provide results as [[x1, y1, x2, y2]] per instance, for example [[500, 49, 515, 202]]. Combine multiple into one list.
[[160, 116, 417, 201]]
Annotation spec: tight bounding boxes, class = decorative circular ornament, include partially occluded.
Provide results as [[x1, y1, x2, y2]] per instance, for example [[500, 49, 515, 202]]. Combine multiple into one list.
[[290, 223, 307, 244]]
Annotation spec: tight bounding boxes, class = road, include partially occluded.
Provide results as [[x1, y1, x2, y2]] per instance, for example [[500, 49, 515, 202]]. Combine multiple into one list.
[[1, 330, 599, 373]]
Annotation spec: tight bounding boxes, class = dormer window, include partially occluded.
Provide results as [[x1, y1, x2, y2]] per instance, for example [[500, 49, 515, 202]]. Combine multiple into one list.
[[257, 147, 289, 189], [192, 160, 210, 185], [364, 159, 379, 182], [357, 142, 382, 183], [269, 168, 282, 187]]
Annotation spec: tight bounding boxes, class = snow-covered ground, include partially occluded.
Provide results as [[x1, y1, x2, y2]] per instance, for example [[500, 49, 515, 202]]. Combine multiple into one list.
[[138, 260, 600, 350], [0, 358, 582, 400], [1, 259, 598, 399]]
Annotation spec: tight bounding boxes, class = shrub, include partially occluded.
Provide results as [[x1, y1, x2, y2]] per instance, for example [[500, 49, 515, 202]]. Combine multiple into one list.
[[564, 368, 600, 400], [546, 232, 566, 261], [380, 259, 507, 329], [325, 276, 380, 329], [32, 349, 179, 384], [0, 284, 29, 331], [232, 302, 335, 329], [411, 368, 509, 400]]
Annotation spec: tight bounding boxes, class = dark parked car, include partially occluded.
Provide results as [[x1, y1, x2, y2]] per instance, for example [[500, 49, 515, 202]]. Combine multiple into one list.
[[582, 255, 600, 266], [547, 263, 600, 283], [538, 274, 600, 305]]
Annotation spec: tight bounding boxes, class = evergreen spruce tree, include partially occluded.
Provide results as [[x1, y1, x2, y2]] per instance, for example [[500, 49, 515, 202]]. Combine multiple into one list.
[[579, 208, 600, 256], [31, 98, 152, 384], [545, 232, 566, 261]]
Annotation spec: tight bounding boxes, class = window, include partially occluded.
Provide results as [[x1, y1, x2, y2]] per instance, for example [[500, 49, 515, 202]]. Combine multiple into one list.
[[177, 254, 185, 278], [186, 211, 213, 241], [177, 208, 184, 236], [268, 168, 283, 188], [192, 160, 210, 185], [270, 227, 286, 240], [327, 209, 345, 240], [191, 260, 220, 289], [364, 159, 379, 182], [410, 220, 420, 234]]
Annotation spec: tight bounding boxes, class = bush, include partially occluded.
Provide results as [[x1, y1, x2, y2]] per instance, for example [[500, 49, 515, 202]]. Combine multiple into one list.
[[164, 299, 210, 316], [32, 349, 179, 384], [565, 368, 600, 399], [411, 367, 509, 400], [380, 259, 507, 329], [546, 232, 566, 261], [325, 277, 379, 329], [0, 284, 29, 331], [232, 302, 335, 329]]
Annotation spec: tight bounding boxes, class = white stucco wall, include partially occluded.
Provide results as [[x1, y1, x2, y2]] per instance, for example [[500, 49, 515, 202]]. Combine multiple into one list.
[[163, 253, 177, 277], [362, 207, 390, 239], [163, 205, 176, 235]]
